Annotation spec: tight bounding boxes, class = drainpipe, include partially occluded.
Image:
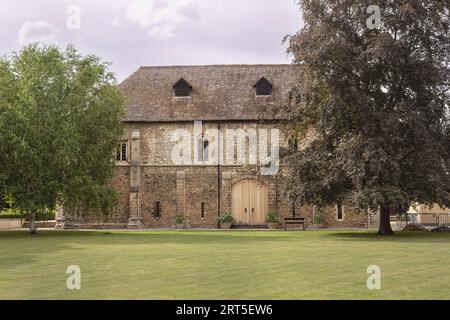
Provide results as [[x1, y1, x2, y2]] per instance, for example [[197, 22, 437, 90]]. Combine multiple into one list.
[[217, 122, 222, 228], [275, 175, 278, 215]]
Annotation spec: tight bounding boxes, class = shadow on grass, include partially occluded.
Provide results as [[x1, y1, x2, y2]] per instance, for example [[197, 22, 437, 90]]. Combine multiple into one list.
[[323, 230, 450, 243], [0, 229, 300, 244], [1, 229, 449, 245]]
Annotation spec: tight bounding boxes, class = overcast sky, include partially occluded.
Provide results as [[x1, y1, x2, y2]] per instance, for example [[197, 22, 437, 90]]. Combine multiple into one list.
[[0, 0, 302, 81]]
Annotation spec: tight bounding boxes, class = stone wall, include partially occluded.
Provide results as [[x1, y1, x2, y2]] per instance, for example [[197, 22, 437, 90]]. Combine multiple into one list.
[[60, 121, 368, 229], [320, 205, 368, 229], [57, 166, 130, 228]]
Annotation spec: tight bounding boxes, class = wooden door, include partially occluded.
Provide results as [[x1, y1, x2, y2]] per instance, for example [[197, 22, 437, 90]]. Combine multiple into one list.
[[232, 180, 267, 225], [250, 180, 267, 225], [231, 181, 249, 225]]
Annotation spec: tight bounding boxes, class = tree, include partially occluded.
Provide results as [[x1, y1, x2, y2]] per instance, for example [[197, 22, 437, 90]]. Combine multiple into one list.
[[0, 44, 124, 234], [283, 1, 450, 234]]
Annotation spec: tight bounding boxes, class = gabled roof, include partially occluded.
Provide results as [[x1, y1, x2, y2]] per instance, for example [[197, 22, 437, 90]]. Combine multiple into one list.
[[119, 64, 297, 122]]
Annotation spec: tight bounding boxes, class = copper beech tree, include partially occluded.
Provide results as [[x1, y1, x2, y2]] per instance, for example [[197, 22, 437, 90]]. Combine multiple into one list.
[[283, 1, 450, 234]]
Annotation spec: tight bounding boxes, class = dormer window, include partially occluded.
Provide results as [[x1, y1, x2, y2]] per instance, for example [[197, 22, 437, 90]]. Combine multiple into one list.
[[254, 77, 273, 96], [173, 78, 192, 97]]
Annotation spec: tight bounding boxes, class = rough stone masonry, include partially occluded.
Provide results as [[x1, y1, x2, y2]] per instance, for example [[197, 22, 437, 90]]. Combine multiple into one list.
[[56, 65, 371, 229]]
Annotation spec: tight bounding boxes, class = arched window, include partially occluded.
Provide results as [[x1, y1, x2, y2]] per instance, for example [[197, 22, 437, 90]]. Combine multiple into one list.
[[197, 134, 209, 162], [116, 142, 128, 162], [116, 144, 121, 161]]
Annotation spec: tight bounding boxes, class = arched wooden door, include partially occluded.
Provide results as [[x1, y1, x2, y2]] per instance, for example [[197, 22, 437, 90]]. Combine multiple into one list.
[[232, 180, 268, 226]]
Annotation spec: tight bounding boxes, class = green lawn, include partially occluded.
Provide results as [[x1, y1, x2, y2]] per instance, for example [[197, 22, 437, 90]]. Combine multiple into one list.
[[0, 229, 449, 299]]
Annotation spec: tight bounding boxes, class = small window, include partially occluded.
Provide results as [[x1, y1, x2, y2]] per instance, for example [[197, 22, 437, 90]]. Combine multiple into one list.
[[337, 203, 344, 221], [116, 142, 127, 162], [197, 134, 209, 162], [116, 144, 121, 161], [121, 143, 127, 161], [201, 202, 205, 219], [154, 201, 161, 218], [287, 135, 299, 151], [254, 77, 273, 96], [173, 78, 192, 97]]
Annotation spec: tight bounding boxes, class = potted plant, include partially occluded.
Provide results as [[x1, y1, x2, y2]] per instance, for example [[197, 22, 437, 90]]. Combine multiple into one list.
[[266, 212, 279, 229], [175, 215, 184, 229], [218, 212, 233, 229]]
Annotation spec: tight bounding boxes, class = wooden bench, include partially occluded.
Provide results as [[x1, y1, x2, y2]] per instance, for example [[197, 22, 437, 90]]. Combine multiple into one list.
[[284, 217, 306, 230]]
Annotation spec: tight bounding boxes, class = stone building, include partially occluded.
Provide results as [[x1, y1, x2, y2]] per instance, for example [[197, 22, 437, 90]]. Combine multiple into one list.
[[58, 65, 370, 229]]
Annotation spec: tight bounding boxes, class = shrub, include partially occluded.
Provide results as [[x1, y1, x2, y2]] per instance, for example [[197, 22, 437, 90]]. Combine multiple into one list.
[[432, 225, 450, 232], [218, 212, 233, 224], [266, 212, 278, 223], [0, 208, 55, 221], [175, 215, 184, 224], [403, 223, 427, 231], [312, 208, 326, 224], [314, 214, 324, 224], [36, 209, 55, 221], [0, 210, 23, 219]]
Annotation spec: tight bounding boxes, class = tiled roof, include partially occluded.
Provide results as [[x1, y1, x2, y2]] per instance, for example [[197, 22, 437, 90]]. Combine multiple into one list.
[[119, 64, 297, 122]]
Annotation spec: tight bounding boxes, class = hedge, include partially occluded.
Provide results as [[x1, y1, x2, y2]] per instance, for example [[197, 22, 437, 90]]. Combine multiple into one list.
[[0, 212, 23, 219], [0, 209, 55, 220]]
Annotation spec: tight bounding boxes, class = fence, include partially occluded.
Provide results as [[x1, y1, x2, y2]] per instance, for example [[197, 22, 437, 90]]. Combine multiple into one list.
[[394, 213, 450, 229]]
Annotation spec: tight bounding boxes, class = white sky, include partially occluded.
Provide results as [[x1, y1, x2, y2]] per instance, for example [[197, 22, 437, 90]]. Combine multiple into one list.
[[0, 0, 302, 81]]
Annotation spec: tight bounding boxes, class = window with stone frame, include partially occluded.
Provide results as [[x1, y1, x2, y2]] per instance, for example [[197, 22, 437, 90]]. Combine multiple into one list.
[[154, 201, 162, 218], [116, 142, 128, 162], [336, 203, 345, 221], [201, 202, 205, 219], [286, 134, 299, 151], [197, 134, 209, 162]]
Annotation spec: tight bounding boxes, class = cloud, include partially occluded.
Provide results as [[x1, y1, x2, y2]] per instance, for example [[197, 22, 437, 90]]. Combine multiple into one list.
[[111, 17, 121, 28], [148, 25, 176, 38], [17, 20, 59, 45], [125, 0, 200, 38]]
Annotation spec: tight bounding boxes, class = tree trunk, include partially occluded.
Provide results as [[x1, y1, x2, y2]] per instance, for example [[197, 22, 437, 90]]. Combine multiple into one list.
[[378, 204, 394, 235], [29, 211, 37, 235]]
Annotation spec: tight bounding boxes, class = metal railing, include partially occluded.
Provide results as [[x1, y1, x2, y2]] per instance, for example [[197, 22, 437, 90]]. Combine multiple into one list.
[[437, 213, 450, 226], [404, 213, 450, 228]]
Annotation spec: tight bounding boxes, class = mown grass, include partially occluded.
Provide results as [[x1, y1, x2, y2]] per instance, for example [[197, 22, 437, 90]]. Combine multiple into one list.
[[0, 230, 449, 299]]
